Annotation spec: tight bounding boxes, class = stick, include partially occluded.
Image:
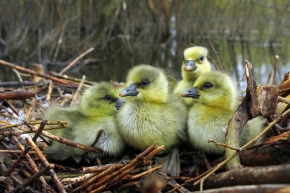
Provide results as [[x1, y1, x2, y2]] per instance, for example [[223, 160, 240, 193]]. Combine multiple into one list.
[[70, 75, 86, 106], [59, 47, 94, 75], [26, 138, 66, 193], [208, 41, 223, 71], [272, 55, 279, 85], [8, 164, 54, 193], [0, 60, 71, 85], [3, 146, 32, 177]]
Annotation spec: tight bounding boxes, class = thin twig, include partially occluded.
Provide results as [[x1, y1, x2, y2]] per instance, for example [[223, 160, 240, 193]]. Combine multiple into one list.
[[166, 168, 212, 193], [0, 120, 67, 130], [62, 173, 96, 189], [0, 150, 34, 153], [83, 163, 124, 174], [86, 145, 161, 192], [39, 129, 102, 153], [208, 41, 223, 71], [0, 60, 72, 85], [131, 165, 163, 180], [50, 71, 95, 85], [278, 96, 290, 104], [26, 138, 66, 193], [3, 146, 32, 177], [7, 164, 54, 193], [59, 47, 94, 75], [207, 139, 240, 151], [193, 152, 239, 186], [207, 56, 220, 71], [12, 69, 23, 82], [72, 164, 117, 192], [266, 70, 273, 85], [10, 136, 54, 192], [38, 28, 42, 64], [242, 108, 290, 149], [70, 75, 86, 106], [272, 55, 279, 85], [46, 80, 53, 101], [4, 99, 47, 143], [32, 120, 47, 142]]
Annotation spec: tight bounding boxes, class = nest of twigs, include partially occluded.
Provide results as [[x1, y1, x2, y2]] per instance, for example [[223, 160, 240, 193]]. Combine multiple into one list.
[[0, 59, 290, 193]]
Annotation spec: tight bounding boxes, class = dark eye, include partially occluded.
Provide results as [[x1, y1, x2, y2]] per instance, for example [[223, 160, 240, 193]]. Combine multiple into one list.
[[141, 80, 150, 86], [203, 82, 213, 89], [103, 95, 111, 100], [199, 55, 204, 61]]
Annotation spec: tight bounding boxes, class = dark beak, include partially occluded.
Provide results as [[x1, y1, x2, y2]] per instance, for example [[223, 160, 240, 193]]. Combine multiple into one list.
[[184, 60, 197, 71], [180, 87, 200, 98], [116, 98, 126, 110], [119, 84, 138, 97]]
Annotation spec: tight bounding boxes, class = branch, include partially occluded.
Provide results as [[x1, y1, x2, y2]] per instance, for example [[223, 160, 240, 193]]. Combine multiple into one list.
[[202, 164, 290, 190], [59, 47, 94, 75], [0, 60, 75, 85], [225, 60, 278, 169]]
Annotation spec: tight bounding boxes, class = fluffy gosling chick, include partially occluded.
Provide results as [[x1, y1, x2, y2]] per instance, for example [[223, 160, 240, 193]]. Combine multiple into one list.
[[44, 82, 126, 161], [181, 71, 264, 155], [117, 64, 187, 152], [174, 46, 211, 107]]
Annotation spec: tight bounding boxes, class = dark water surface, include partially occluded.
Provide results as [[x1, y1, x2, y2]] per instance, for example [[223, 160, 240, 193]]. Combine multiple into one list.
[[0, 38, 289, 92], [67, 38, 289, 92], [0, 0, 289, 90]]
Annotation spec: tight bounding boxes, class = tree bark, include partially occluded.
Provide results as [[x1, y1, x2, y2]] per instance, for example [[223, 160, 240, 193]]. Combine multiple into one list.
[[203, 163, 290, 189]]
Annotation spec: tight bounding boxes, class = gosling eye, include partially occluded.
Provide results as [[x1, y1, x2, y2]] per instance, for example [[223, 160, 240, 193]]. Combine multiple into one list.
[[199, 55, 204, 61], [103, 95, 111, 100], [202, 82, 213, 89], [141, 79, 150, 86]]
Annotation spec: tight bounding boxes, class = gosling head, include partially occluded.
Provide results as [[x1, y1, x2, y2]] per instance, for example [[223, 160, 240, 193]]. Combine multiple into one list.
[[182, 46, 211, 80], [80, 82, 123, 116], [181, 71, 237, 110], [119, 64, 169, 103]]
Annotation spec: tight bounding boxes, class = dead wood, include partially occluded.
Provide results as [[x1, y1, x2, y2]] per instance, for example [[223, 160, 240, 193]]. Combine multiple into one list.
[[0, 90, 35, 100], [240, 131, 290, 166], [51, 71, 95, 85], [225, 61, 278, 169], [278, 71, 290, 97], [208, 41, 222, 71], [202, 163, 290, 189], [192, 184, 290, 193], [86, 146, 165, 192], [0, 81, 43, 87], [59, 47, 94, 75], [7, 164, 54, 193], [3, 146, 32, 177], [26, 138, 66, 193], [83, 163, 124, 174], [9, 136, 56, 192], [272, 55, 279, 85], [39, 129, 102, 153], [0, 60, 77, 86], [4, 99, 48, 143]]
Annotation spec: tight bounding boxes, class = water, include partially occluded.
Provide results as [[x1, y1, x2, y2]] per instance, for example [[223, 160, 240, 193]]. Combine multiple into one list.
[[0, 0, 289, 90], [76, 38, 289, 91], [0, 38, 289, 92]]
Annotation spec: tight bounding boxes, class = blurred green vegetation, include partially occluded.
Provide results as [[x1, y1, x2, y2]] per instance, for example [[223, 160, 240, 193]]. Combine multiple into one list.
[[0, 0, 289, 86]]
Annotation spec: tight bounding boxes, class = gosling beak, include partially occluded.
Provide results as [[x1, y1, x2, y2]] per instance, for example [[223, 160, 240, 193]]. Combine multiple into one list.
[[119, 84, 138, 97], [184, 60, 197, 71], [180, 87, 200, 98], [115, 98, 126, 110]]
